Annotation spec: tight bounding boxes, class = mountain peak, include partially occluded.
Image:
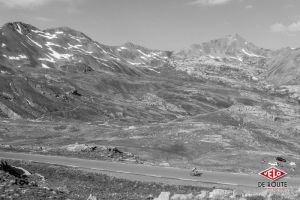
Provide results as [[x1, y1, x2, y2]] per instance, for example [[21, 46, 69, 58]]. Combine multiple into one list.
[[45, 26, 92, 41], [226, 33, 245, 41], [3, 22, 38, 34], [214, 34, 247, 44], [45, 26, 78, 33], [178, 33, 268, 59], [123, 42, 144, 49]]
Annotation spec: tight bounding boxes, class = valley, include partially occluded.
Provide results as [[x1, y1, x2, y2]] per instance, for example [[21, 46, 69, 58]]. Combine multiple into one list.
[[0, 22, 299, 185]]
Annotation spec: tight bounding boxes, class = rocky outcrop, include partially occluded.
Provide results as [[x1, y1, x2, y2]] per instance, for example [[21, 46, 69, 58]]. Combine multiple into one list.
[[87, 194, 97, 200], [154, 192, 171, 200], [0, 102, 21, 119], [0, 161, 68, 199]]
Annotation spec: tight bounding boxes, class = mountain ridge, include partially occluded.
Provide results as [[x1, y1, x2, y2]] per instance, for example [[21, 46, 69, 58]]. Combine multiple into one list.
[[176, 33, 271, 61], [0, 21, 234, 121], [1, 21, 300, 185], [0, 21, 299, 122]]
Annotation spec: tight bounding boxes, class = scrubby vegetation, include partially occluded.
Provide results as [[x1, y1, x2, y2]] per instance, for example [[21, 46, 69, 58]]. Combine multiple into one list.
[[0, 159, 299, 200]]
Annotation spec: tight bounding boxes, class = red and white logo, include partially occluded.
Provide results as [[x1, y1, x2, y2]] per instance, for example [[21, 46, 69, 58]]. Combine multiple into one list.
[[259, 167, 287, 181]]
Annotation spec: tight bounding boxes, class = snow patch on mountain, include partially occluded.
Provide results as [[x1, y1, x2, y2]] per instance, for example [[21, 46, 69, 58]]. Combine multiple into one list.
[[147, 67, 160, 73], [229, 56, 243, 62], [44, 41, 72, 60], [117, 46, 129, 52], [32, 30, 58, 40], [67, 43, 82, 48], [8, 55, 27, 60], [38, 57, 55, 63], [94, 43, 110, 54], [67, 43, 93, 54], [48, 47, 72, 60], [41, 63, 50, 69], [110, 56, 121, 61], [128, 61, 142, 66], [69, 35, 85, 43], [26, 36, 43, 48], [101, 62, 114, 69], [138, 50, 151, 58], [16, 23, 23, 35], [150, 52, 160, 58], [46, 42, 63, 48], [31, 30, 44, 34], [242, 49, 264, 58], [55, 31, 64, 35], [40, 54, 58, 63], [91, 56, 108, 62]]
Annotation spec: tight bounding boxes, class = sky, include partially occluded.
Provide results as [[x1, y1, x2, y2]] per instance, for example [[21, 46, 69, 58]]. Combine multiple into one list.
[[0, 0, 300, 51]]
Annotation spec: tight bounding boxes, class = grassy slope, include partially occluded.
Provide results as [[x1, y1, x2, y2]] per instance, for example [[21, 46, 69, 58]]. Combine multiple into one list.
[[1, 105, 299, 176]]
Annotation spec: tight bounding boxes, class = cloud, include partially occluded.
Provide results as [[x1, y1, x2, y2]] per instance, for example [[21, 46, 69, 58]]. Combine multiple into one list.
[[0, 0, 81, 9], [271, 21, 300, 34], [190, 0, 234, 6]]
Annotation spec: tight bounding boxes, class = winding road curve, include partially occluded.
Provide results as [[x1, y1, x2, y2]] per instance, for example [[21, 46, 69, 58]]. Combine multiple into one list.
[[1, 151, 299, 189]]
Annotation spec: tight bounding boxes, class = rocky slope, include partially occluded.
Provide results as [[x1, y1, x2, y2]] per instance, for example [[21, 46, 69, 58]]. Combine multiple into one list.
[[173, 34, 300, 102], [0, 22, 299, 124], [176, 34, 270, 64]]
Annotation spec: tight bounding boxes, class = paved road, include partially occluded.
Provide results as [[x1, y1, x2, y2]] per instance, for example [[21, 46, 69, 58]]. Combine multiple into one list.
[[1, 151, 299, 188]]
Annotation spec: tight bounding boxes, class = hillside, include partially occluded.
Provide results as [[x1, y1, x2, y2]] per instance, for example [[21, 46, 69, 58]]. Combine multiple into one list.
[[0, 21, 299, 176], [0, 22, 242, 122]]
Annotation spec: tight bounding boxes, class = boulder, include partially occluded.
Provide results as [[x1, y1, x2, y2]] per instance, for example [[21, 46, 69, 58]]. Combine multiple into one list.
[[70, 89, 82, 96], [87, 194, 97, 200], [194, 191, 209, 199], [230, 190, 244, 199], [154, 192, 170, 200], [0, 161, 31, 178]]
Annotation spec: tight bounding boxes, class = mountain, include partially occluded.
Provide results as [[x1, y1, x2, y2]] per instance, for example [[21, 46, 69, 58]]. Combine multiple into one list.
[[175, 34, 300, 87], [0, 22, 235, 121], [0, 21, 299, 123], [1, 22, 300, 176], [112, 42, 172, 68], [0, 22, 170, 75], [176, 34, 270, 64]]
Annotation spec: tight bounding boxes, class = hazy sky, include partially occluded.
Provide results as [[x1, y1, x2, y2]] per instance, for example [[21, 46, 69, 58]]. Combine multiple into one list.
[[0, 0, 300, 50]]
